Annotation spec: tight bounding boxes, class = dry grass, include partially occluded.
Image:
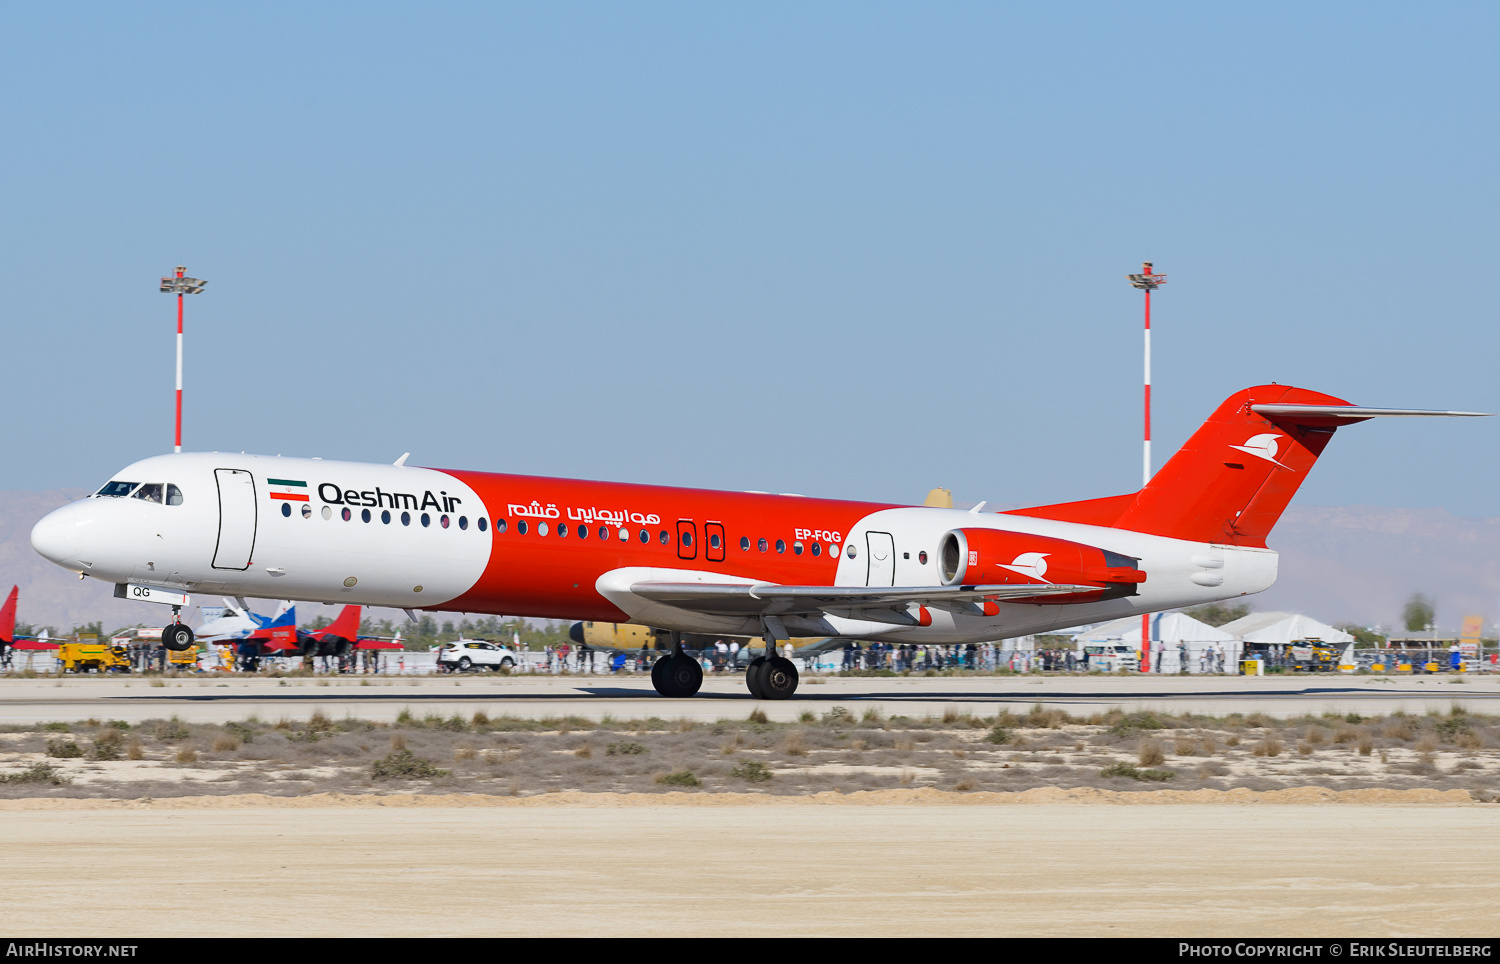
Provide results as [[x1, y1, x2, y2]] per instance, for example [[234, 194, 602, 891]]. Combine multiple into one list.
[[1137, 739, 1166, 767], [1251, 737, 1284, 758]]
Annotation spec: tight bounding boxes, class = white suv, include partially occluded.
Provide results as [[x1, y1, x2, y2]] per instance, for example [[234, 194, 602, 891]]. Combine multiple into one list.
[[436, 640, 519, 672]]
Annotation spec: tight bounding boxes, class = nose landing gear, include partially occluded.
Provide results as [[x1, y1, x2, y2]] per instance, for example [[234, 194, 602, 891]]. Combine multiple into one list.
[[163, 606, 194, 652]]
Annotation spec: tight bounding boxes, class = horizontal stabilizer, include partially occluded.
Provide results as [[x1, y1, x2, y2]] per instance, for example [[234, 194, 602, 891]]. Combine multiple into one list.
[[1252, 404, 1492, 426]]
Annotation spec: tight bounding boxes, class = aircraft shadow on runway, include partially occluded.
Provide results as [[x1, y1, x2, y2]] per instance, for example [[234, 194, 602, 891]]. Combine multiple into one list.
[[91, 684, 1499, 703]]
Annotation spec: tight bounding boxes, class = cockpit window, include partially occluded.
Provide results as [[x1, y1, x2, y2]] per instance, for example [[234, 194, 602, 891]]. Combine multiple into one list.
[[132, 483, 164, 504], [166, 484, 184, 506], [96, 481, 138, 498]]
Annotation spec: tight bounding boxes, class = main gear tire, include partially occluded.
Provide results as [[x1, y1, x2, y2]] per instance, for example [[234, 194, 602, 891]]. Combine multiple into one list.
[[663, 652, 703, 697], [651, 653, 672, 696], [744, 656, 768, 699], [761, 656, 799, 700]]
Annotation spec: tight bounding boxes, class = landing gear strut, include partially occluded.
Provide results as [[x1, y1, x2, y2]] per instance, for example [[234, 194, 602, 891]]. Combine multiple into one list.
[[651, 632, 703, 698], [746, 620, 798, 700]]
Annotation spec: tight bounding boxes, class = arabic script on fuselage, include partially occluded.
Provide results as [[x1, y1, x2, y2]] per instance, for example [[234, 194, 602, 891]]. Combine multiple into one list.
[[506, 501, 661, 527]]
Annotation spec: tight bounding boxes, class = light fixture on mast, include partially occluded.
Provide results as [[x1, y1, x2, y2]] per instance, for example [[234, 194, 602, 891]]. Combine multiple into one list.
[[159, 266, 207, 454]]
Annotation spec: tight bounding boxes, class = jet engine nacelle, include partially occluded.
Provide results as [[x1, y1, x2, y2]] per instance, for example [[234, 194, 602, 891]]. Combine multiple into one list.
[[937, 528, 1146, 603]]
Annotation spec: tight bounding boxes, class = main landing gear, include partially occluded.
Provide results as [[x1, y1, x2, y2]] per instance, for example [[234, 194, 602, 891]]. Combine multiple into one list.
[[745, 622, 798, 700], [651, 632, 703, 698]]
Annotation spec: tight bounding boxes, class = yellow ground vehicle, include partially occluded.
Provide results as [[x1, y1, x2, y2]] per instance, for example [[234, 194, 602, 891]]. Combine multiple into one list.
[[56, 636, 131, 673]]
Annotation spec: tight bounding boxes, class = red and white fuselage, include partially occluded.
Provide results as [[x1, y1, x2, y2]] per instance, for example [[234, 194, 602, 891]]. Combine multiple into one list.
[[29, 451, 1273, 643]]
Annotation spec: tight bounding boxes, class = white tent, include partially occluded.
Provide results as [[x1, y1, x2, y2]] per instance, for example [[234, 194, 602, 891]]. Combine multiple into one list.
[[1216, 611, 1354, 645], [1071, 612, 1237, 673]]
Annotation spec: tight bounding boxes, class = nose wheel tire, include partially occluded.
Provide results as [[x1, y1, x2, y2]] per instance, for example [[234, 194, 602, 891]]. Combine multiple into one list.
[[652, 653, 703, 698], [163, 623, 194, 652]]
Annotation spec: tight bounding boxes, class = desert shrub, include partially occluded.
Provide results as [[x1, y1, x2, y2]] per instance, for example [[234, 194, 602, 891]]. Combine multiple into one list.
[[730, 761, 773, 783], [156, 718, 190, 741], [1138, 739, 1166, 767], [90, 730, 125, 760], [371, 749, 450, 780], [1436, 717, 1472, 740], [1383, 719, 1415, 742], [981, 726, 1012, 746], [822, 706, 854, 725], [1100, 762, 1176, 782], [607, 741, 648, 756], [174, 746, 198, 764], [572, 745, 593, 759], [1251, 737, 1283, 758], [747, 709, 769, 725], [0, 763, 69, 786], [1305, 726, 1326, 745], [656, 770, 701, 787], [781, 732, 807, 757], [224, 722, 255, 744], [46, 739, 82, 759], [953, 778, 979, 792], [1109, 714, 1165, 737]]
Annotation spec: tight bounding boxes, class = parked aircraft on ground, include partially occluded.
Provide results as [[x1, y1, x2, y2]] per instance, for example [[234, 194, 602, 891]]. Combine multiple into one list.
[[29, 385, 1487, 699]]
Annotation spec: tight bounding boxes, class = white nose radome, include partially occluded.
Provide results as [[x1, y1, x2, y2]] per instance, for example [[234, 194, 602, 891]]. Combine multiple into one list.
[[31, 503, 87, 570]]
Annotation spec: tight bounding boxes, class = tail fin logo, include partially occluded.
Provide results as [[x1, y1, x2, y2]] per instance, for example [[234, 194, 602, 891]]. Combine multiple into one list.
[[1229, 433, 1291, 469], [999, 552, 1051, 583]]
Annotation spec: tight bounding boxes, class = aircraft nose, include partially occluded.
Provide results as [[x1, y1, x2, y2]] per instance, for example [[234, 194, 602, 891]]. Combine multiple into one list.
[[31, 503, 87, 570]]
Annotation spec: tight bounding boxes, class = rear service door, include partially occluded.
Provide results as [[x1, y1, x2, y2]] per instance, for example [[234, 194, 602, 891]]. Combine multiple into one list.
[[676, 520, 697, 561], [866, 531, 895, 587], [212, 469, 258, 570], [704, 522, 726, 562]]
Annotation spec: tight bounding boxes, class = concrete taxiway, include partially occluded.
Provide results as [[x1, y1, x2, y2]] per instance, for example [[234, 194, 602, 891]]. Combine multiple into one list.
[[0, 673, 1495, 724], [3, 802, 1495, 937]]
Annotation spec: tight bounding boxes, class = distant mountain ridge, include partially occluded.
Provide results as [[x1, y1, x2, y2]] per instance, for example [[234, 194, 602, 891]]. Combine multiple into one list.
[[3, 490, 1497, 634]]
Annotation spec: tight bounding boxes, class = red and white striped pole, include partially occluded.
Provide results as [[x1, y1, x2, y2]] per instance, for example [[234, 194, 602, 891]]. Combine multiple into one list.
[[160, 267, 206, 455], [174, 265, 185, 455], [1126, 262, 1166, 673]]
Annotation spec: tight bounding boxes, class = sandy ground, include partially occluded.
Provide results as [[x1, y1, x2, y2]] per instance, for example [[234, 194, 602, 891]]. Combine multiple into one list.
[[2, 798, 1495, 937], [1, 673, 1497, 724]]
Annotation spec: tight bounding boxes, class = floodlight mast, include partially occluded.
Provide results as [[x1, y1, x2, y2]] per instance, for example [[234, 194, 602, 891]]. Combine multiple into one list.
[[159, 266, 207, 454], [1125, 262, 1166, 672]]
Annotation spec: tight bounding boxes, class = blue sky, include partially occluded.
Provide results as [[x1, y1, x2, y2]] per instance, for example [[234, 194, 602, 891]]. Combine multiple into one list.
[[3, 3, 1498, 515]]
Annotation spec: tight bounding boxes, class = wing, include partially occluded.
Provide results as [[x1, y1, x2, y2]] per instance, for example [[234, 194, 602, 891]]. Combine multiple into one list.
[[628, 581, 1098, 625]]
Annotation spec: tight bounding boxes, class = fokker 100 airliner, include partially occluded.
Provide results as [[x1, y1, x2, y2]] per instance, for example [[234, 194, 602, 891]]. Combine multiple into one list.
[[30, 385, 1487, 699]]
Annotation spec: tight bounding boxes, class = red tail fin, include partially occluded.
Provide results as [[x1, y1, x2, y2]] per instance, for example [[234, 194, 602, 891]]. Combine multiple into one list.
[[0, 586, 15, 644], [1110, 385, 1352, 546], [324, 605, 361, 640]]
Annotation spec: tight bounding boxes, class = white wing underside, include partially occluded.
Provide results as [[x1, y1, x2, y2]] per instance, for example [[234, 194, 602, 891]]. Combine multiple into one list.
[[628, 581, 1096, 622]]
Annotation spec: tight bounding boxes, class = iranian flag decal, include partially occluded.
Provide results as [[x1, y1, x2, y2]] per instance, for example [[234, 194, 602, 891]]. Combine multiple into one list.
[[268, 478, 309, 502]]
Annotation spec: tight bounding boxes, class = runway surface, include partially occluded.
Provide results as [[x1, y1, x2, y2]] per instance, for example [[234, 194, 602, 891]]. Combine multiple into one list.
[[3, 803, 1495, 937], [2, 673, 1496, 724]]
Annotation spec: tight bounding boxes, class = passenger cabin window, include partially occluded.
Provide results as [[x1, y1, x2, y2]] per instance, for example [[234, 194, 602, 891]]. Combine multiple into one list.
[[96, 481, 138, 498], [132, 483, 164, 504]]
